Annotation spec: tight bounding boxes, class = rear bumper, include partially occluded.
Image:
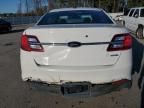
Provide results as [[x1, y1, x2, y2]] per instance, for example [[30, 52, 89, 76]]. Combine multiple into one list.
[[21, 49, 132, 84], [27, 79, 132, 97]]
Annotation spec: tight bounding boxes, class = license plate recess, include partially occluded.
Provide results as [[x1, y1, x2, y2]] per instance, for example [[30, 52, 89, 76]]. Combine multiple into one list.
[[61, 82, 91, 96]]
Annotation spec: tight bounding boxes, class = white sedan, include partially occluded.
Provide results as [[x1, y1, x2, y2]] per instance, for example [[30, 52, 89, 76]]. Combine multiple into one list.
[[21, 8, 132, 96]]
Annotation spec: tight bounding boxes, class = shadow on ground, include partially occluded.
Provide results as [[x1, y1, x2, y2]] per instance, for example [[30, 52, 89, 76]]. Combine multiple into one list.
[[132, 37, 144, 108], [138, 64, 144, 108], [132, 38, 144, 75]]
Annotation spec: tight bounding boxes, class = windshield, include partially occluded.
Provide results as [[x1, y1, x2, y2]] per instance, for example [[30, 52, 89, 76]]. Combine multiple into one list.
[[37, 10, 113, 25]]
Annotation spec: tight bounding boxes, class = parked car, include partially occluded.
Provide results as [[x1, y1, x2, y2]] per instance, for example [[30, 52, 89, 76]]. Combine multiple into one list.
[[21, 8, 132, 96], [123, 7, 144, 39], [114, 15, 123, 21], [0, 19, 12, 33]]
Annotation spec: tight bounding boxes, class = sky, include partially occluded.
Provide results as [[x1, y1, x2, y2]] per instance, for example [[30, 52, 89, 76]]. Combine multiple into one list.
[[0, 0, 18, 13]]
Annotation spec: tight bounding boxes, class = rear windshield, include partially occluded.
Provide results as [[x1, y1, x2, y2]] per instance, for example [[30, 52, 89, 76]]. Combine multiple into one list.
[[37, 10, 113, 25]]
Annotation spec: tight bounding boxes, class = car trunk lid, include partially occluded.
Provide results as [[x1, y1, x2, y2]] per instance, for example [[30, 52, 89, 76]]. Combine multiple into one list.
[[25, 25, 126, 67]]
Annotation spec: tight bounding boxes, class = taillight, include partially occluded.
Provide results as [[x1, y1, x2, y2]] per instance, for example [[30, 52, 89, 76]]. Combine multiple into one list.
[[107, 33, 132, 51], [21, 35, 44, 52]]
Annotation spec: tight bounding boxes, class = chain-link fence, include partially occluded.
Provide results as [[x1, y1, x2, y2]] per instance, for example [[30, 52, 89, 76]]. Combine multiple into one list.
[[2, 16, 41, 25]]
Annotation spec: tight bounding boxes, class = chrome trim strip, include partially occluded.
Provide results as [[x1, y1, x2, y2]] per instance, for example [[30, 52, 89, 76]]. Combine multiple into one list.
[[30, 41, 122, 46]]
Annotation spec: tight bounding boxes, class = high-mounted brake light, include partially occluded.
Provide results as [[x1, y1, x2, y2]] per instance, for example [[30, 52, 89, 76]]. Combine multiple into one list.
[[107, 33, 132, 51], [21, 35, 44, 52]]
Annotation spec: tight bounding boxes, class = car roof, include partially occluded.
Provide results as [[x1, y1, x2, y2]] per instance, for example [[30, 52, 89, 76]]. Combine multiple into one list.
[[49, 8, 103, 13]]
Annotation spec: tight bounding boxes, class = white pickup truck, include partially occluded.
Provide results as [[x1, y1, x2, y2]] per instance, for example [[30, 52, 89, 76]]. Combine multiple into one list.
[[123, 7, 144, 39]]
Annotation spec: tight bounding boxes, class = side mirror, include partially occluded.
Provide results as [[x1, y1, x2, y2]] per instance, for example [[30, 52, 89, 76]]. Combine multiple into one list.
[[134, 14, 139, 18]]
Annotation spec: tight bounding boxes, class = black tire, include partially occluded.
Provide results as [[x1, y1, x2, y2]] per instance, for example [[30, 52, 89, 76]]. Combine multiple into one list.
[[136, 26, 144, 39]]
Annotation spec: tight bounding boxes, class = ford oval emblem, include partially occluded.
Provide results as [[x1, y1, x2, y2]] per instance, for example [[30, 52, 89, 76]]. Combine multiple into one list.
[[68, 41, 82, 48]]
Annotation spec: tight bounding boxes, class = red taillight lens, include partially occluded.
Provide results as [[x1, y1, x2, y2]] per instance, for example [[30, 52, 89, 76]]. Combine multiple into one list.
[[21, 35, 44, 52], [107, 33, 132, 51]]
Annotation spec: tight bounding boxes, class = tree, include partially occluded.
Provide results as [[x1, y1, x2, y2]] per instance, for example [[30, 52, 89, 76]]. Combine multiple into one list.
[[32, 0, 47, 15], [25, 0, 29, 13], [17, 0, 22, 16], [48, 0, 54, 10]]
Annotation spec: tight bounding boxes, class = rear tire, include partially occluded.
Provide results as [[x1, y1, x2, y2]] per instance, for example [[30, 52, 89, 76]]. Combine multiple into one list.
[[136, 26, 144, 39]]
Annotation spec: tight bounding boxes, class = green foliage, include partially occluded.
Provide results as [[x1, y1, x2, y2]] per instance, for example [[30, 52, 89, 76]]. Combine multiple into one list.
[[123, 0, 144, 8]]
